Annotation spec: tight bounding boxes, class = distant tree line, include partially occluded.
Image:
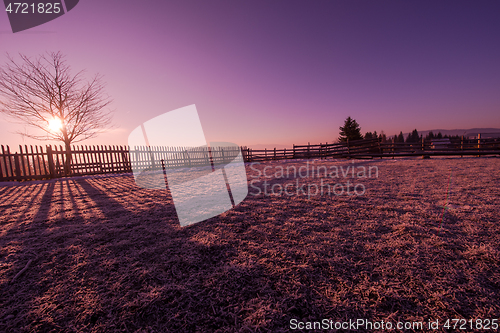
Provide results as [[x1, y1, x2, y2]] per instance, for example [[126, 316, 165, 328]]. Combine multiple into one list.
[[390, 129, 462, 143], [338, 117, 462, 143]]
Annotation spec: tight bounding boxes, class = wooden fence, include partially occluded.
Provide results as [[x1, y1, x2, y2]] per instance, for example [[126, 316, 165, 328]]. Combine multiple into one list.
[[0, 145, 131, 181], [1, 136, 499, 182], [0, 144, 242, 182], [242, 136, 500, 161], [129, 145, 242, 173]]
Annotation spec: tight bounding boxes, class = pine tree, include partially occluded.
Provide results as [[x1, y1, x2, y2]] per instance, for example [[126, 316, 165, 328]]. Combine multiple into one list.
[[397, 131, 404, 143], [412, 129, 419, 142], [405, 133, 412, 143], [379, 131, 387, 143], [406, 129, 419, 143], [338, 116, 363, 142]]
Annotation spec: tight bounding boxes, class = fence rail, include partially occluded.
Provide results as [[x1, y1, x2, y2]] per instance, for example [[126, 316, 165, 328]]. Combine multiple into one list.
[[1, 136, 499, 182]]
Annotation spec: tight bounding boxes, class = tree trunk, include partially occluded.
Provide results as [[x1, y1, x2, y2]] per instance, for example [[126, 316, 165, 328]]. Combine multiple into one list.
[[63, 140, 72, 176], [60, 123, 72, 176]]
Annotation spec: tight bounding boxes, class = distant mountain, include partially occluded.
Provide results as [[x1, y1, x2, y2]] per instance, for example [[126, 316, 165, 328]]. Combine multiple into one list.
[[398, 128, 500, 139]]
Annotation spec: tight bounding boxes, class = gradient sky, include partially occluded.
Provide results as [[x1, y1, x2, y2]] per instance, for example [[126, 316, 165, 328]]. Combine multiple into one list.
[[1, 0, 499, 149]]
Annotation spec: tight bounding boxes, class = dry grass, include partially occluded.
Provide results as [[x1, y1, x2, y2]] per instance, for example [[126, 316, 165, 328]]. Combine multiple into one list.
[[0, 157, 499, 332]]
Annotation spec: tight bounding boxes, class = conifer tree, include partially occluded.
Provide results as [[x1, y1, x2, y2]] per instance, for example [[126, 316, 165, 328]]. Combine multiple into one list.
[[397, 131, 404, 143], [338, 116, 363, 142]]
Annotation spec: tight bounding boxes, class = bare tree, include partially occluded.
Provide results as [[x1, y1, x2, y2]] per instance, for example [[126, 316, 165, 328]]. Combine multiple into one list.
[[0, 52, 113, 174]]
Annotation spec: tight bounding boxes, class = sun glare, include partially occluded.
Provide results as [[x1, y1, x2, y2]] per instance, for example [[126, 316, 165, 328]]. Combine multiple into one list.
[[48, 118, 63, 132]]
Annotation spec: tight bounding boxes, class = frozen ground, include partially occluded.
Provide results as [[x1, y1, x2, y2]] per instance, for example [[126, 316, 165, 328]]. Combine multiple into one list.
[[0, 156, 499, 332]]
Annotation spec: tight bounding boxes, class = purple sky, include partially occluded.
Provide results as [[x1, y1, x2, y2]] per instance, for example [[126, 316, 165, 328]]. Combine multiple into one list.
[[1, 0, 500, 149]]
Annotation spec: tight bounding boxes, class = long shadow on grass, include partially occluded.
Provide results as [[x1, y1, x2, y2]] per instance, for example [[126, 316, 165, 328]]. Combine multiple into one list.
[[2, 172, 498, 332], [31, 182, 55, 224], [1, 176, 267, 332]]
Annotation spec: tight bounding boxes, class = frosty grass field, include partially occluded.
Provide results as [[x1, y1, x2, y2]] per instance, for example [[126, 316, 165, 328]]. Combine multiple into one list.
[[0, 156, 499, 332]]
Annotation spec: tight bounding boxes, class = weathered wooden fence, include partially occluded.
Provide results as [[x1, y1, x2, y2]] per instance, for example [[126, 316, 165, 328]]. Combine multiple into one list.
[[129, 145, 242, 173], [1, 136, 499, 182], [0, 144, 243, 182], [0, 145, 132, 181], [243, 136, 500, 161]]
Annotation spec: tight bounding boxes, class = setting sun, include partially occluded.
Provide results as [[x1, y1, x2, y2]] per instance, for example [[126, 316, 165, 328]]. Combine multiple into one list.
[[47, 117, 63, 132]]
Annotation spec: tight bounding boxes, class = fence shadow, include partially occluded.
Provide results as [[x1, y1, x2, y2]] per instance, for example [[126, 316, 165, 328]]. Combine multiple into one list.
[[1, 160, 499, 331]]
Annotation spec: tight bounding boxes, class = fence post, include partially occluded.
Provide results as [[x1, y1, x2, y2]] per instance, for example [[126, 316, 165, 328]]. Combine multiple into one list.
[[421, 137, 429, 159], [127, 146, 133, 172], [308, 142, 310, 159], [148, 146, 155, 170], [208, 146, 215, 170], [293, 144, 295, 159], [97, 146, 104, 173], [274, 147, 276, 160], [461, 135, 463, 158], [392, 138, 394, 159], [120, 146, 128, 172], [5, 146, 13, 178], [378, 137, 382, 158], [19, 145, 28, 177], [206, 147, 211, 165], [14, 153, 21, 178], [109, 146, 115, 173], [46, 146, 56, 178], [477, 133, 481, 157]]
